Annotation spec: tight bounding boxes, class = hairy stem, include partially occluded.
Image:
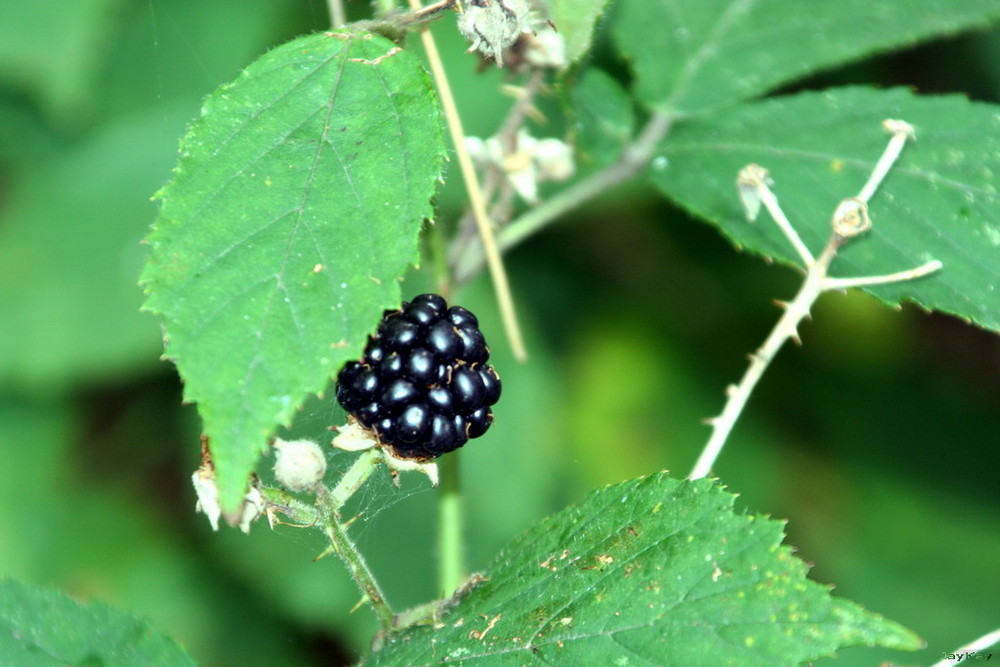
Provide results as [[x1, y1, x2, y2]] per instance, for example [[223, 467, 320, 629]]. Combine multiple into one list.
[[328, 448, 382, 509], [321, 507, 396, 631], [317, 449, 395, 629]]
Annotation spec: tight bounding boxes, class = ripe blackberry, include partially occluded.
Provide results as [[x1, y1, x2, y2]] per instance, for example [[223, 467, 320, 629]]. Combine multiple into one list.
[[335, 294, 501, 460]]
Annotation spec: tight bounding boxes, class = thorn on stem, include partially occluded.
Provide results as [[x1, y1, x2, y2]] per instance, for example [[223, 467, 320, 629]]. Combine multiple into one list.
[[349, 595, 370, 614]]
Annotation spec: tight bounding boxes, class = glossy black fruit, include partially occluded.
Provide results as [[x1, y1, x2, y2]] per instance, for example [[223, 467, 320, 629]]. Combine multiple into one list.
[[466, 407, 493, 438], [446, 305, 478, 328], [396, 403, 431, 444], [455, 325, 488, 364], [335, 294, 501, 460], [451, 366, 485, 412], [427, 319, 461, 360]]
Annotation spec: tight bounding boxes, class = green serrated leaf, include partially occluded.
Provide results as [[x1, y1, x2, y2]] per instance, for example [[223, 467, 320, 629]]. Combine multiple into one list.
[[549, 0, 610, 63], [649, 87, 1000, 332], [612, 0, 1000, 114], [141, 31, 444, 510], [0, 578, 195, 666], [369, 474, 921, 665], [568, 67, 636, 168]]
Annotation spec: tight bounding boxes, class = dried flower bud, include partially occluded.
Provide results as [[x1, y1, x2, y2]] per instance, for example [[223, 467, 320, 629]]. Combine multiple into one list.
[[192, 466, 222, 532], [272, 438, 327, 492], [192, 437, 264, 533], [831, 197, 871, 240], [458, 0, 530, 67]]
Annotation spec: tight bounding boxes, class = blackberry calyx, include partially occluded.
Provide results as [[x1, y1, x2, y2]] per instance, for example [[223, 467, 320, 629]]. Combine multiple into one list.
[[335, 294, 501, 460]]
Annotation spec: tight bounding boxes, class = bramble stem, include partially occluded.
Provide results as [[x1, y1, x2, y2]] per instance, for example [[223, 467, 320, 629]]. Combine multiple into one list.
[[316, 449, 395, 630], [328, 448, 381, 510], [857, 120, 914, 203], [408, 0, 527, 361], [437, 454, 464, 596], [690, 120, 940, 480], [321, 504, 396, 631], [690, 238, 839, 480], [824, 260, 943, 290], [738, 164, 814, 266]]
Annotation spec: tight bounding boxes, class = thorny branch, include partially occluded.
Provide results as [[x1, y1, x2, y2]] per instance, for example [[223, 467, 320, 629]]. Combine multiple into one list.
[[689, 120, 942, 480]]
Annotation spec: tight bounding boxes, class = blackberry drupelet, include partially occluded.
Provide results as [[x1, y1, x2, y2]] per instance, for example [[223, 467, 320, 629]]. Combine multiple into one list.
[[335, 294, 501, 460]]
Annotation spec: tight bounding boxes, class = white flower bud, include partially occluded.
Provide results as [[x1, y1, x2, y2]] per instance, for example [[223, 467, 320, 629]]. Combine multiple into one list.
[[533, 138, 575, 182], [272, 438, 328, 492]]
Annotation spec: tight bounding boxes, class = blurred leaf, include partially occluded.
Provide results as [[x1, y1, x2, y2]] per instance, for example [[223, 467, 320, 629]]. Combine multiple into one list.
[[0, 397, 74, 577], [567, 67, 635, 168], [549, 0, 610, 63], [141, 31, 445, 510], [612, 0, 1000, 113], [0, 0, 121, 124], [806, 470, 1000, 666], [649, 87, 1000, 331], [0, 578, 194, 666], [369, 475, 921, 665], [0, 107, 185, 391], [0, 395, 321, 666], [100, 0, 301, 119]]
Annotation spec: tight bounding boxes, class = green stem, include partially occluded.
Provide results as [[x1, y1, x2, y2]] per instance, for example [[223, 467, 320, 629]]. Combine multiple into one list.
[[319, 449, 395, 631], [322, 509, 396, 631], [328, 448, 381, 509], [437, 453, 464, 596]]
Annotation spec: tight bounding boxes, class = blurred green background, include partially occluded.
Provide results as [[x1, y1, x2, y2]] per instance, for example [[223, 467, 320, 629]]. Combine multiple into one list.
[[1, 1, 998, 665]]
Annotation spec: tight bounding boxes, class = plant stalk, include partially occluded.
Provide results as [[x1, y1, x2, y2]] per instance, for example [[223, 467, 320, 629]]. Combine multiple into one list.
[[690, 238, 839, 480], [321, 510, 396, 631], [327, 0, 346, 27], [407, 0, 528, 361], [689, 120, 938, 479], [319, 449, 395, 630], [437, 453, 464, 596]]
